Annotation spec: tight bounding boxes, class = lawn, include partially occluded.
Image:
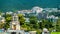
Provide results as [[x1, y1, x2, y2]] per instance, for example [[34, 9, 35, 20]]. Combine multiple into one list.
[[51, 32, 60, 34]]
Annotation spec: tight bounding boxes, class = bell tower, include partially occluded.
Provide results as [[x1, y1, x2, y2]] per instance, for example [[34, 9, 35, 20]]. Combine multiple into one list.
[[10, 13, 20, 30]]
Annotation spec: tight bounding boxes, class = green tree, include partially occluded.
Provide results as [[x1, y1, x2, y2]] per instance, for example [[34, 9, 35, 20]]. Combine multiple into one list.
[[39, 21, 43, 29], [5, 14, 12, 22], [29, 16, 37, 24], [0, 22, 5, 29], [29, 16, 39, 29], [18, 14, 25, 25], [5, 14, 12, 29], [56, 18, 60, 32], [41, 19, 53, 31]]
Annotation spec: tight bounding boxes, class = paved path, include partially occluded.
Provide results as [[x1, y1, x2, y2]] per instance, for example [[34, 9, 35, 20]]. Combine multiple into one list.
[[0, 32, 10, 34]]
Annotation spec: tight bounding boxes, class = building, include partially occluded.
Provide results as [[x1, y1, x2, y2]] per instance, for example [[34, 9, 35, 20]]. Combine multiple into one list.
[[6, 11, 13, 14], [44, 8, 58, 12], [42, 28, 49, 34], [10, 13, 20, 30], [0, 15, 5, 23], [32, 6, 43, 15], [17, 10, 32, 15], [25, 18, 30, 22], [29, 31, 36, 34], [37, 12, 47, 20], [47, 15, 58, 23], [37, 13, 43, 20]]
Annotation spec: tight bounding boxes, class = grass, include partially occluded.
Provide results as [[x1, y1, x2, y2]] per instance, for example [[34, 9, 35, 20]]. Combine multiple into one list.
[[51, 32, 60, 34]]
